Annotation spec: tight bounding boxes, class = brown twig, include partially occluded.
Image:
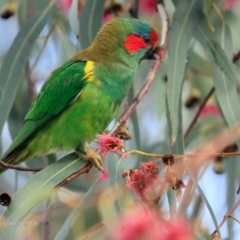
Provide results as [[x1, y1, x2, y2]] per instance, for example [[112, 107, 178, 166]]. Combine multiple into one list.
[[120, 0, 140, 144], [111, 2, 169, 135], [184, 86, 215, 140], [0, 160, 42, 172], [129, 0, 139, 18], [211, 199, 240, 236], [55, 162, 92, 189], [110, 60, 161, 135], [30, 20, 57, 76]]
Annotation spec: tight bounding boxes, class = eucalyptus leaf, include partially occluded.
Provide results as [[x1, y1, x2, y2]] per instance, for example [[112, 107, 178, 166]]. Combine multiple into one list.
[[194, 20, 238, 85], [79, 0, 105, 48], [54, 180, 100, 240], [0, 153, 88, 239], [226, 156, 236, 240], [166, 93, 184, 154], [129, 86, 141, 150], [210, 23, 240, 151], [17, 0, 28, 26], [167, 0, 203, 144], [184, 162, 221, 237], [0, 3, 54, 135], [7, 71, 31, 139]]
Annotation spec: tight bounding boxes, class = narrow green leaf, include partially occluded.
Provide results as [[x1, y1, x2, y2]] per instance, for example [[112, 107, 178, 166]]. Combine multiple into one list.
[[0, 0, 8, 9], [167, 189, 176, 217], [129, 86, 141, 150], [17, 0, 28, 26], [0, 153, 87, 239], [79, 0, 105, 48], [194, 20, 238, 85], [203, 0, 212, 16], [54, 180, 100, 240], [166, 94, 184, 154], [184, 163, 221, 237], [208, 22, 240, 152], [167, 0, 203, 143], [226, 156, 236, 240], [7, 71, 31, 139], [0, 3, 54, 134]]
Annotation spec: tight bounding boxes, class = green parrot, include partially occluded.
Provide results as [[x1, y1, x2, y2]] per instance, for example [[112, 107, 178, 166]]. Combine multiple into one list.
[[0, 17, 160, 173]]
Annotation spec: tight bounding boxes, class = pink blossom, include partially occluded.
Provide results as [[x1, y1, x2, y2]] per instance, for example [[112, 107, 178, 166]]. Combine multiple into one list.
[[120, 151, 127, 159], [110, 209, 161, 240], [139, 0, 157, 14], [122, 170, 128, 178], [58, 0, 83, 13], [224, 0, 240, 9], [98, 170, 109, 181], [160, 218, 193, 240], [139, 160, 159, 175], [126, 169, 149, 195], [96, 134, 123, 157], [199, 104, 221, 118], [110, 208, 193, 240], [125, 161, 159, 195]]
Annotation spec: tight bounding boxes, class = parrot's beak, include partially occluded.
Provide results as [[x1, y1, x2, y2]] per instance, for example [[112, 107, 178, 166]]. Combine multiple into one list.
[[145, 46, 165, 60]]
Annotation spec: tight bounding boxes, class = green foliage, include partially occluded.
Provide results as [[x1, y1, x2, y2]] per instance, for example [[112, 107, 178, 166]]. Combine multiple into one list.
[[79, 0, 105, 48], [0, 3, 54, 134]]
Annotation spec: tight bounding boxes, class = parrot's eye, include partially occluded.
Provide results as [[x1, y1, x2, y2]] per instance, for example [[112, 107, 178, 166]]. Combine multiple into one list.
[[142, 36, 151, 45]]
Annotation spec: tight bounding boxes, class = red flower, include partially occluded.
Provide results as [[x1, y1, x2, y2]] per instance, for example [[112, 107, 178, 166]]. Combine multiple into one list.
[[160, 218, 193, 240], [96, 134, 123, 157], [110, 208, 161, 240], [139, 160, 159, 175], [224, 0, 240, 9], [125, 161, 159, 195], [110, 208, 193, 240], [98, 170, 109, 181], [200, 104, 221, 118], [139, 0, 157, 14]]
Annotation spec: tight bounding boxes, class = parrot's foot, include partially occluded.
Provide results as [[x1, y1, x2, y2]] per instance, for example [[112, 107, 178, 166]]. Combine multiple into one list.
[[76, 148, 104, 171], [115, 126, 132, 140]]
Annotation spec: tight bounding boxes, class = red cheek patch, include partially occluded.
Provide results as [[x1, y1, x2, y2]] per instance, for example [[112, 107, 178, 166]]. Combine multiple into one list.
[[150, 30, 159, 45], [124, 35, 148, 54]]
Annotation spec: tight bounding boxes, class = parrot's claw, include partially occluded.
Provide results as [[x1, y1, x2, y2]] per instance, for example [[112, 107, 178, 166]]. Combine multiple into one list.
[[115, 126, 132, 140], [76, 148, 104, 171]]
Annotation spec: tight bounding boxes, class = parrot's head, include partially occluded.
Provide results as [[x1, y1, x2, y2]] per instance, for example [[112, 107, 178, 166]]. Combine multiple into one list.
[[90, 17, 160, 64]]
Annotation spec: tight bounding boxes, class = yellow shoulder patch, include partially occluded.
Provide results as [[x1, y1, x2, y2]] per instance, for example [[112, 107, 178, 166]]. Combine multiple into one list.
[[82, 61, 94, 82]]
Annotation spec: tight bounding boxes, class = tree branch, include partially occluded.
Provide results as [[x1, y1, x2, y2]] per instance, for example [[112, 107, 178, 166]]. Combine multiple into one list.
[[55, 162, 93, 189], [233, 50, 240, 63], [184, 86, 215, 140], [211, 199, 240, 236], [0, 160, 42, 172], [110, 1, 169, 135]]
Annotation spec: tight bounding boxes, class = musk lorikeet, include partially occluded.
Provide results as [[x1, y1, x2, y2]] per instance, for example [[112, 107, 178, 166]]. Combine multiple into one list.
[[0, 17, 161, 173]]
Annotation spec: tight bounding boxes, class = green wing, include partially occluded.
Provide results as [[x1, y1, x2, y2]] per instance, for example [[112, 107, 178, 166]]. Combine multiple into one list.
[[3, 60, 89, 159]]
